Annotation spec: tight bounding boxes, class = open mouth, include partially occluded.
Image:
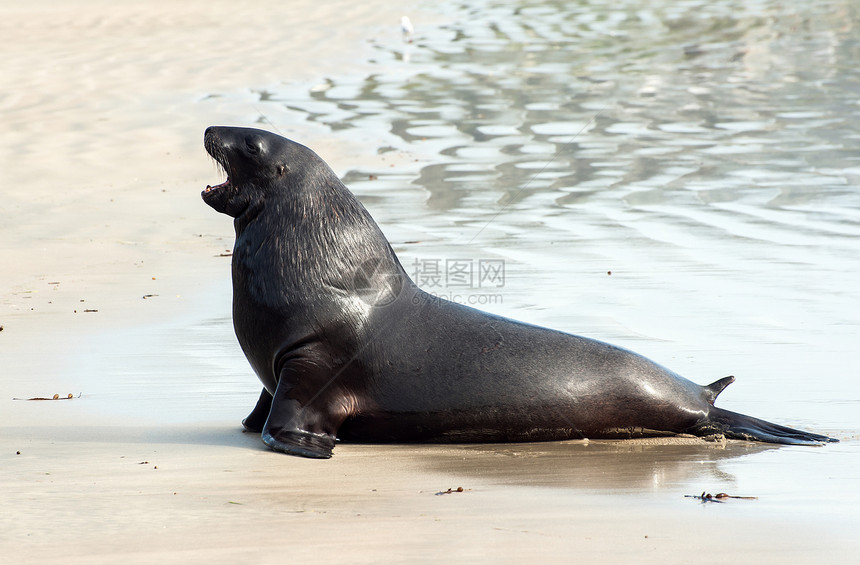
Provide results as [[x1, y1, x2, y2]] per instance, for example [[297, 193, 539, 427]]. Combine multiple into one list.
[[204, 177, 230, 194], [203, 135, 232, 197]]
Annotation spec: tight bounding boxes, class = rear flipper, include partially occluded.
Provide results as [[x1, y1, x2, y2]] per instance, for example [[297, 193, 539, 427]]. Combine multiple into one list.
[[691, 406, 838, 445]]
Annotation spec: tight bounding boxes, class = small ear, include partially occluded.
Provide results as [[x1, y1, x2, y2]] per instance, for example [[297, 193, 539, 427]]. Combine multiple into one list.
[[277, 164, 290, 176]]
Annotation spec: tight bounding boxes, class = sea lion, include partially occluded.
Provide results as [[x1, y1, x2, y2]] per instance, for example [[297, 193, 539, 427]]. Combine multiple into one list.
[[201, 126, 837, 459]]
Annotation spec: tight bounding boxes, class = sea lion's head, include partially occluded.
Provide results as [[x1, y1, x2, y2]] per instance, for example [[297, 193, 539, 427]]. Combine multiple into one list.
[[201, 126, 407, 307], [202, 126, 327, 218]]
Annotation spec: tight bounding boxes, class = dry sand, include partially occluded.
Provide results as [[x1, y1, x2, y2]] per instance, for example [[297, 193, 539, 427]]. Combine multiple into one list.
[[1, 2, 857, 563]]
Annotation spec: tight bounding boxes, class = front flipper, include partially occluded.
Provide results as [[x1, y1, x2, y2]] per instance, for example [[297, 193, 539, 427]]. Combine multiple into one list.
[[260, 361, 345, 459], [262, 428, 336, 459], [242, 388, 273, 433]]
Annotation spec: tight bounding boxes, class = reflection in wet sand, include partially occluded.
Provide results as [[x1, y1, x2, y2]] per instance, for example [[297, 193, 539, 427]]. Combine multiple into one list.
[[407, 439, 776, 491]]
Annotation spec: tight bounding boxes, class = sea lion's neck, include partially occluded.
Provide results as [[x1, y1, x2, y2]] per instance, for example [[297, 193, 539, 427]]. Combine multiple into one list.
[[231, 183, 407, 312], [233, 200, 264, 233]]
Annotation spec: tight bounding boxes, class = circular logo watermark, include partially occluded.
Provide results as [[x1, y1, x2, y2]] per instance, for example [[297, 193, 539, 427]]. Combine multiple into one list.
[[351, 258, 404, 307]]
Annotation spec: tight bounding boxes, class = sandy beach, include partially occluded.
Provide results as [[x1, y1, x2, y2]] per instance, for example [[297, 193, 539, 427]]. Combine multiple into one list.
[[2, 1, 859, 563]]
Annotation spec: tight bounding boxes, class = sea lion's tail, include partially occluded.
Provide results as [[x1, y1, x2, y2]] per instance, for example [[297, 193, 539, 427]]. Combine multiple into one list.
[[690, 376, 837, 445], [695, 406, 838, 445]]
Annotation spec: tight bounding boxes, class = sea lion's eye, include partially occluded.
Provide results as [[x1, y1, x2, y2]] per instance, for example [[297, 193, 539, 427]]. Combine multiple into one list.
[[245, 139, 259, 155]]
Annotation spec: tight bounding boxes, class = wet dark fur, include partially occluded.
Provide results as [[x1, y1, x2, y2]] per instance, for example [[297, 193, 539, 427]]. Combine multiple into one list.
[[201, 126, 837, 459]]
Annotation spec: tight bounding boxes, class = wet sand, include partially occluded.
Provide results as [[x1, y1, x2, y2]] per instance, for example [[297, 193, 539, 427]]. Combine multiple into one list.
[[2, 1, 858, 563]]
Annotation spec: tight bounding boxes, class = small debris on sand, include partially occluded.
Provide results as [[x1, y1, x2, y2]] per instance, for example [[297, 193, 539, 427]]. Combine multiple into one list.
[[685, 491, 758, 503], [435, 486, 466, 496], [12, 393, 78, 401]]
